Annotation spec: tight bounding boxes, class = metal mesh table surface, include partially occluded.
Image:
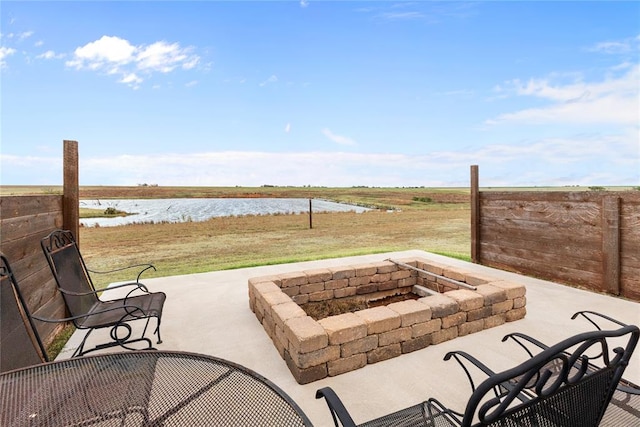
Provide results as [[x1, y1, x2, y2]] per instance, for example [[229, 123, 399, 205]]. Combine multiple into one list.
[[0, 350, 312, 426]]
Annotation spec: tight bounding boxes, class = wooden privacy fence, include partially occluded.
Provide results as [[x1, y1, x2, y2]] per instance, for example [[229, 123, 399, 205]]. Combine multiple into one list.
[[470, 166, 640, 301], [0, 140, 80, 346]]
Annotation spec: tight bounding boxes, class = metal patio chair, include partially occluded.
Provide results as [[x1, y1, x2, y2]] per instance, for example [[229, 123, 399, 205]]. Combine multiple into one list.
[[41, 229, 166, 357], [316, 322, 639, 427], [0, 253, 48, 372], [498, 310, 640, 426]]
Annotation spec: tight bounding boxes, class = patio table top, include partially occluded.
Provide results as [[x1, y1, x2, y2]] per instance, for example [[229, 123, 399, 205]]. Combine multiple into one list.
[[57, 250, 640, 426], [2, 351, 312, 426]]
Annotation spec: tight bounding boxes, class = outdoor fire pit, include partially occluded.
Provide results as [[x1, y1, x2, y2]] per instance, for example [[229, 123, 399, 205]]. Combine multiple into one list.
[[248, 258, 526, 384]]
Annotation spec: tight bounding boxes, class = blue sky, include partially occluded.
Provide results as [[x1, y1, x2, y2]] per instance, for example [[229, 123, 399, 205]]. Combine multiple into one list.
[[1, 1, 638, 187]]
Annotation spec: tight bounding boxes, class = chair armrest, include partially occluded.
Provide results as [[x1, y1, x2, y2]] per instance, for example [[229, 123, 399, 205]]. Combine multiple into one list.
[[501, 332, 549, 358], [571, 310, 628, 330], [102, 281, 150, 294], [444, 351, 535, 405], [444, 350, 498, 393], [57, 287, 104, 297], [426, 398, 464, 425], [88, 264, 156, 283], [31, 303, 147, 324], [316, 387, 358, 427]]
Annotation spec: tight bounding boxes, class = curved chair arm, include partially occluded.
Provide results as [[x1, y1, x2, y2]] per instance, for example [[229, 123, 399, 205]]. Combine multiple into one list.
[[571, 310, 628, 330], [57, 282, 149, 298], [501, 332, 549, 358], [444, 351, 536, 405], [315, 387, 357, 427], [88, 264, 156, 283], [502, 322, 640, 397], [571, 311, 640, 395], [444, 350, 498, 394], [102, 281, 150, 294], [31, 303, 148, 324], [426, 397, 464, 424]]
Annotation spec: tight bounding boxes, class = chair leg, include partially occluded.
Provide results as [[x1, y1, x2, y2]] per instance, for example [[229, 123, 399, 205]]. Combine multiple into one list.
[[141, 316, 162, 345], [72, 329, 93, 357], [155, 318, 162, 344]]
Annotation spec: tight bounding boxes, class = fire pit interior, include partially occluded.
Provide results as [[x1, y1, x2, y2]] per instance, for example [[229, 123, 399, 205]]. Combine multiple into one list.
[[248, 257, 526, 384]]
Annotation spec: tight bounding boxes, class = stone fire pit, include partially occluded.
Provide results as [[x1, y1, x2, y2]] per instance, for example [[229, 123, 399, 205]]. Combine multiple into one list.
[[248, 258, 526, 384]]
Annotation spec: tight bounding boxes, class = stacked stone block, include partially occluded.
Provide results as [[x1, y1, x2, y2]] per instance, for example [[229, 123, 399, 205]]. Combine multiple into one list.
[[248, 257, 526, 384]]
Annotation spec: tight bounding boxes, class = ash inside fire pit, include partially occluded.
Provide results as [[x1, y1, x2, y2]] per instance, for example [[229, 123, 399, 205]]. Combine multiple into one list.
[[301, 292, 420, 320]]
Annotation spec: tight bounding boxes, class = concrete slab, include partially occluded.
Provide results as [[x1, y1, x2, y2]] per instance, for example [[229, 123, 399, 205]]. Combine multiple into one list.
[[58, 250, 640, 426]]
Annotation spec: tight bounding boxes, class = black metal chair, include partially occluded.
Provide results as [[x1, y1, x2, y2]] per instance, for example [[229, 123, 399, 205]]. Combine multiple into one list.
[[316, 322, 639, 427], [41, 229, 166, 357], [0, 253, 48, 372], [499, 311, 639, 426]]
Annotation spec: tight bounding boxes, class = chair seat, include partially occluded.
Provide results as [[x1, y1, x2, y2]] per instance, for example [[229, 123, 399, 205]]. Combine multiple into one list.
[[79, 292, 166, 329], [359, 401, 456, 427]]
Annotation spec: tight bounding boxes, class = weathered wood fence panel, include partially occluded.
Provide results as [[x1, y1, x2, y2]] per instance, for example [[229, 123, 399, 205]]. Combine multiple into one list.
[[620, 196, 640, 300], [0, 195, 66, 344], [471, 173, 640, 301], [0, 140, 80, 346]]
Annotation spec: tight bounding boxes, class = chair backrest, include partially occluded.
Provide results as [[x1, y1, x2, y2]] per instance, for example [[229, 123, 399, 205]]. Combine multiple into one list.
[[462, 324, 639, 427], [0, 254, 48, 372], [41, 230, 98, 322]]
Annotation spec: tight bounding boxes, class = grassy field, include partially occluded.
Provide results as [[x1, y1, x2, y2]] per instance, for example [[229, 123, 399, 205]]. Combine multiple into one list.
[[65, 186, 471, 289]]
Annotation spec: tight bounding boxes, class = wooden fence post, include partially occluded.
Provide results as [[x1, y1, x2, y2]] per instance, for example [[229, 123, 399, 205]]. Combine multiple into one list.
[[470, 165, 480, 263], [602, 196, 620, 295], [63, 140, 80, 245]]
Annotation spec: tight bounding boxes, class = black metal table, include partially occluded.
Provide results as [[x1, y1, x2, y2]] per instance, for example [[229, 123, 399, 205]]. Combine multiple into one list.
[[0, 350, 313, 426]]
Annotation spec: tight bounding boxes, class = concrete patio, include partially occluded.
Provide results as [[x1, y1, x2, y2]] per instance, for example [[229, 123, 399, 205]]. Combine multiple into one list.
[[58, 250, 640, 426]]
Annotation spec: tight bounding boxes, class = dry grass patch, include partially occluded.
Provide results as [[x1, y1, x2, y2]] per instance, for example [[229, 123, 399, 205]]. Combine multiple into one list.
[[80, 208, 469, 289]]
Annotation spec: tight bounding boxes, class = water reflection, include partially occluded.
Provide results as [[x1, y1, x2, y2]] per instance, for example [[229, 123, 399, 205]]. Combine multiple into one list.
[[80, 198, 370, 227]]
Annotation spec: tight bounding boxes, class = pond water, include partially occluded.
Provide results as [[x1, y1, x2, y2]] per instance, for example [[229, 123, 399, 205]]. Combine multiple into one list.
[[80, 198, 370, 227]]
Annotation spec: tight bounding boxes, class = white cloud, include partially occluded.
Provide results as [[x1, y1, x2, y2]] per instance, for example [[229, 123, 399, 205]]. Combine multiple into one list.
[[137, 41, 198, 73], [285, 123, 291, 133], [76, 135, 636, 186], [300, 0, 309, 8], [18, 31, 34, 40], [322, 128, 357, 146], [65, 35, 201, 88], [3, 130, 637, 187], [37, 50, 64, 60], [380, 12, 425, 20], [119, 72, 143, 88], [259, 74, 278, 86], [0, 46, 16, 67], [588, 35, 639, 54], [67, 36, 136, 67], [486, 63, 639, 126]]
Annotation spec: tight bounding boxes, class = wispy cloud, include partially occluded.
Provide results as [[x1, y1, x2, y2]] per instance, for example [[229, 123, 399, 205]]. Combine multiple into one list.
[[4, 131, 635, 187], [322, 128, 357, 146], [2, 31, 34, 41], [300, 0, 309, 8], [486, 63, 639, 126], [359, 2, 478, 22], [18, 31, 33, 40], [65, 35, 201, 88], [587, 34, 639, 54], [380, 11, 425, 20], [285, 123, 291, 133], [36, 50, 64, 60], [259, 74, 278, 86], [0, 46, 16, 68]]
